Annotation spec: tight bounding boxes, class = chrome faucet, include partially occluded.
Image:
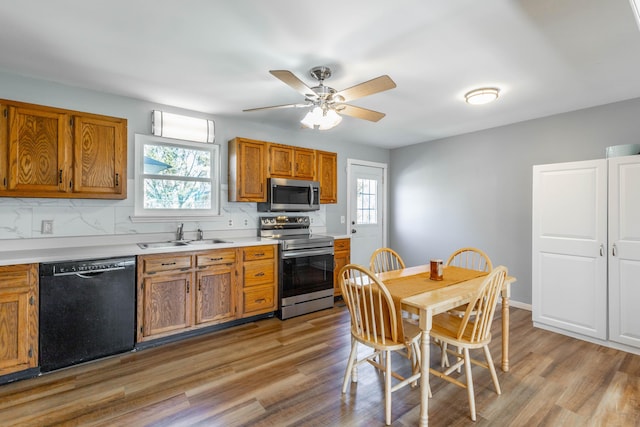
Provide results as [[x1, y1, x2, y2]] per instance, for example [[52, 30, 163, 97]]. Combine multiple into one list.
[[197, 228, 204, 241], [177, 223, 184, 241]]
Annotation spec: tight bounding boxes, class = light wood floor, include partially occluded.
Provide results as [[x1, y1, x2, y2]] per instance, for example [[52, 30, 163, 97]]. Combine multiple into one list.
[[1, 305, 639, 426]]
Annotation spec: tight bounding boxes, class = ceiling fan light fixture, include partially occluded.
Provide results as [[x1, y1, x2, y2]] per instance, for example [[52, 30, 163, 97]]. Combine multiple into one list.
[[300, 106, 342, 130], [464, 87, 500, 105]]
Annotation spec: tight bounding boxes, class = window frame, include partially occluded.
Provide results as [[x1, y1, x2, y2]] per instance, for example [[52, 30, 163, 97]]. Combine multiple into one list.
[[133, 133, 220, 220]]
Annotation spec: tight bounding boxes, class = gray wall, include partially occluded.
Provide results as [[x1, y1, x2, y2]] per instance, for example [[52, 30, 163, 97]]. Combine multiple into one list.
[[389, 97, 640, 306], [0, 70, 389, 242]]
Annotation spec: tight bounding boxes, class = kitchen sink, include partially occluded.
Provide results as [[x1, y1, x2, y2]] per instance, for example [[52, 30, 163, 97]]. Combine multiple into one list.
[[187, 239, 232, 245], [137, 241, 190, 249]]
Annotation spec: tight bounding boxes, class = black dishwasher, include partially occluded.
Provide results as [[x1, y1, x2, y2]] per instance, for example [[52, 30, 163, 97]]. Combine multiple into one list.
[[39, 256, 136, 372]]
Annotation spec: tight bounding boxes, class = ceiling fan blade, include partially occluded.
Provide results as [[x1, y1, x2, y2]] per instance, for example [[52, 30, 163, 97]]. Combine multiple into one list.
[[336, 104, 386, 122], [243, 103, 310, 112], [269, 70, 318, 99], [334, 75, 396, 102]]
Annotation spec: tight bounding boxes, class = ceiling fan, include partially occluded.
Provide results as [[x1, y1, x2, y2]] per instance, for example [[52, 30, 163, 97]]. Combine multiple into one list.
[[243, 66, 396, 130]]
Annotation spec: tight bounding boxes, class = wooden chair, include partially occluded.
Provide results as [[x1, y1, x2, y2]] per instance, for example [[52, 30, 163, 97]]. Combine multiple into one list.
[[369, 247, 406, 274], [445, 247, 493, 316], [429, 266, 508, 421], [339, 264, 422, 426]]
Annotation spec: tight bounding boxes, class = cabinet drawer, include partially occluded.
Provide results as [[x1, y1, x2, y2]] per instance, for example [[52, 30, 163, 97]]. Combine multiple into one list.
[[243, 259, 275, 287], [141, 255, 192, 274], [243, 245, 275, 261], [196, 249, 236, 268], [0, 266, 31, 289], [243, 284, 275, 315], [334, 239, 350, 252]]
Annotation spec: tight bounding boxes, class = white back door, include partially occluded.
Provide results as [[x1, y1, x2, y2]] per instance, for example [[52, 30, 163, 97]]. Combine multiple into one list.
[[347, 160, 387, 267]]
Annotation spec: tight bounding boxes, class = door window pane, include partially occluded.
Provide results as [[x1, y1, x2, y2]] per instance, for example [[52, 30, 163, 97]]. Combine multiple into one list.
[[357, 178, 378, 224]]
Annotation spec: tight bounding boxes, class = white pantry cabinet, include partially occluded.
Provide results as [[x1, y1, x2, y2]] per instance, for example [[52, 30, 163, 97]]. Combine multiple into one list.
[[532, 155, 640, 351]]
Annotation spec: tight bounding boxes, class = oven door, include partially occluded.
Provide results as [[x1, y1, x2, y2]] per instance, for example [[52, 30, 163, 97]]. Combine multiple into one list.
[[280, 248, 334, 299]]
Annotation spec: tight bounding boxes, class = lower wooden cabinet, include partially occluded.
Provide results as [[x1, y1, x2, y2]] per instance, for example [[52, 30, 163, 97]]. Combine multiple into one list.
[[333, 238, 351, 297], [240, 245, 277, 317], [137, 245, 277, 342], [0, 263, 38, 377]]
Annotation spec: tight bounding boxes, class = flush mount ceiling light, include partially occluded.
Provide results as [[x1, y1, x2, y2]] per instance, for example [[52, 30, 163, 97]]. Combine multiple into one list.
[[464, 87, 500, 105], [151, 111, 215, 143]]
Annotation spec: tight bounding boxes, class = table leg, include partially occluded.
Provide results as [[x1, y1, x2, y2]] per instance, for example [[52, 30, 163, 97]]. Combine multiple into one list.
[[420, 330, 429, 426], [501, 294, 510, 372]]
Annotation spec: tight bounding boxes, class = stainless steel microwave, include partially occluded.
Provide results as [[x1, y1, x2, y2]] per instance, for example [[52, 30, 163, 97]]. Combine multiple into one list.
[[257, 178, 320, 212]]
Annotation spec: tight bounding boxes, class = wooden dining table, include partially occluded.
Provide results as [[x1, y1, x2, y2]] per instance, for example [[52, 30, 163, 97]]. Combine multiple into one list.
[[377, 264, 516, 427]]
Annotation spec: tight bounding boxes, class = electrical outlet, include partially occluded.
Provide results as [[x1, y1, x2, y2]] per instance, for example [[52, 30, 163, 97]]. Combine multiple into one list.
[[340, 216, 345, 224], [244, 219, 248, 226], [228, 219, 233, 227], [41, 220, 53, 234]]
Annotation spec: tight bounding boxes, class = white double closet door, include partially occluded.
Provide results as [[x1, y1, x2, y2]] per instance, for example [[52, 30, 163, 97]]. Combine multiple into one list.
[[532, 155, 640, 348]]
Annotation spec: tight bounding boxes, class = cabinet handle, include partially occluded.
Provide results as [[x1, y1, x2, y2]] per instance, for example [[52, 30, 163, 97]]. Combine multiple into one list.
[[612, 243, 618, 257], [59, 170, 63, 184], [115, 173, 119, 186], [209, 257, 223, 261], [600, 244, 604, 256], [255, 298, 266, 304], [198, 280, 201, 291], [161, 262, 177, 266], [254, 252, 265, 257], [186, 280, 190, 293], [255, 272, 265, 277]]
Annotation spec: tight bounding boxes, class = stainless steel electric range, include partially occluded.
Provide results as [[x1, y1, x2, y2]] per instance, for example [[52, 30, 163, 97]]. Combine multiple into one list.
[[259, 215, 335, 319]]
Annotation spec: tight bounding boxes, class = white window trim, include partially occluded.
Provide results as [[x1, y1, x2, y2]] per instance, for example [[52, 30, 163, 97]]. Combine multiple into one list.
[[131, 133, 221, 222]]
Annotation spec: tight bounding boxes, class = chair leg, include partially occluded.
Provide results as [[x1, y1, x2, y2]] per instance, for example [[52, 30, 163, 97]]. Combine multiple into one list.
[[483, 345, 501, 395], [384, 349, 392, 425], [463, 347, 476, 422], [342, 338, 359, 394], [441, 341, 449, 368]]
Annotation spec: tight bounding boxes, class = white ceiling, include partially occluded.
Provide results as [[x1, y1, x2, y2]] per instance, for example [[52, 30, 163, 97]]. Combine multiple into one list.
[[1, 0, 640, 149]]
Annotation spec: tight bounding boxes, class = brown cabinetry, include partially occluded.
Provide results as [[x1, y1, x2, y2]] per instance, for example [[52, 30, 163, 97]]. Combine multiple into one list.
[[0, 263, 38, 376], [195, 249, 237, 325], [0, 99, 127, 199], [316, 150, 337, 203], [268, 144, 315, 180], [137, 253, 193, 341], [239, 245, 277, 317], [228, 137, 337, 204], [333, 238, 351, 297], [228, 137, 267, 202]]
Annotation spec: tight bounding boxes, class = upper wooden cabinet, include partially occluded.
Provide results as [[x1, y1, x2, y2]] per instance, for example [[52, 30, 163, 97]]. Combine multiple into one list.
[[268, 144, 315, 180], [228, 137, 267, 202], [316, 150, 337, 204], [0, 99, 127, 199], [228, 137, 337, 204]]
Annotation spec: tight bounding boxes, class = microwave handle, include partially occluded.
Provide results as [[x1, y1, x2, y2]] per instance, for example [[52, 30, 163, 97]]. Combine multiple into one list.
[[309, 183, 314, 207]]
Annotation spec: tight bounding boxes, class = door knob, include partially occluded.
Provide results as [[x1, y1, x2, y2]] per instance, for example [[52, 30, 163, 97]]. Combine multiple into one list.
[[351, 229, 357, 233]]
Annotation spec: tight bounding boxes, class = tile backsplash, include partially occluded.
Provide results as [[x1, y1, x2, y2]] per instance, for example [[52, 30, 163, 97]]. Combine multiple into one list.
[[0, 181, 327, 242]]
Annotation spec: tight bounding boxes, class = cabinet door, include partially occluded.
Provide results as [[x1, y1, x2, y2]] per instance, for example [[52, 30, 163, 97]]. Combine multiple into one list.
[[141, 272, 192, 338], [0, 264, 38, 376], [333, 239, 350, 296], [532, 160, 608, 339], [317, 150, 337, 203], [72, 115, 126, 198], [269, 144, 293, 177], [233, 139, 266, 201], [608, 156, 640, 348], [242, 284, 275, 316], [0, 103, 7, 190], [196, 265, 236, 325], [294, 148, 315, 179], [7, 105, 70, 194]]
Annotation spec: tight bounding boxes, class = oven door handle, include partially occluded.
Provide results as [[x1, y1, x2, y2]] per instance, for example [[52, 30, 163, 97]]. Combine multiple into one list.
[[281, 247, 334, 258]]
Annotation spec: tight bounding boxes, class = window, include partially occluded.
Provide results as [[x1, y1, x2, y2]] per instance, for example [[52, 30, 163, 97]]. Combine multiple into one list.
[[134, 134, 220, 218], [356, 178, 378, 224]]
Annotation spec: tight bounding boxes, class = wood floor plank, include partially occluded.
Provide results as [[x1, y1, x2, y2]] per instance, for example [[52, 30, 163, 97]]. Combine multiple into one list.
[[1, 306, 639, 426]]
